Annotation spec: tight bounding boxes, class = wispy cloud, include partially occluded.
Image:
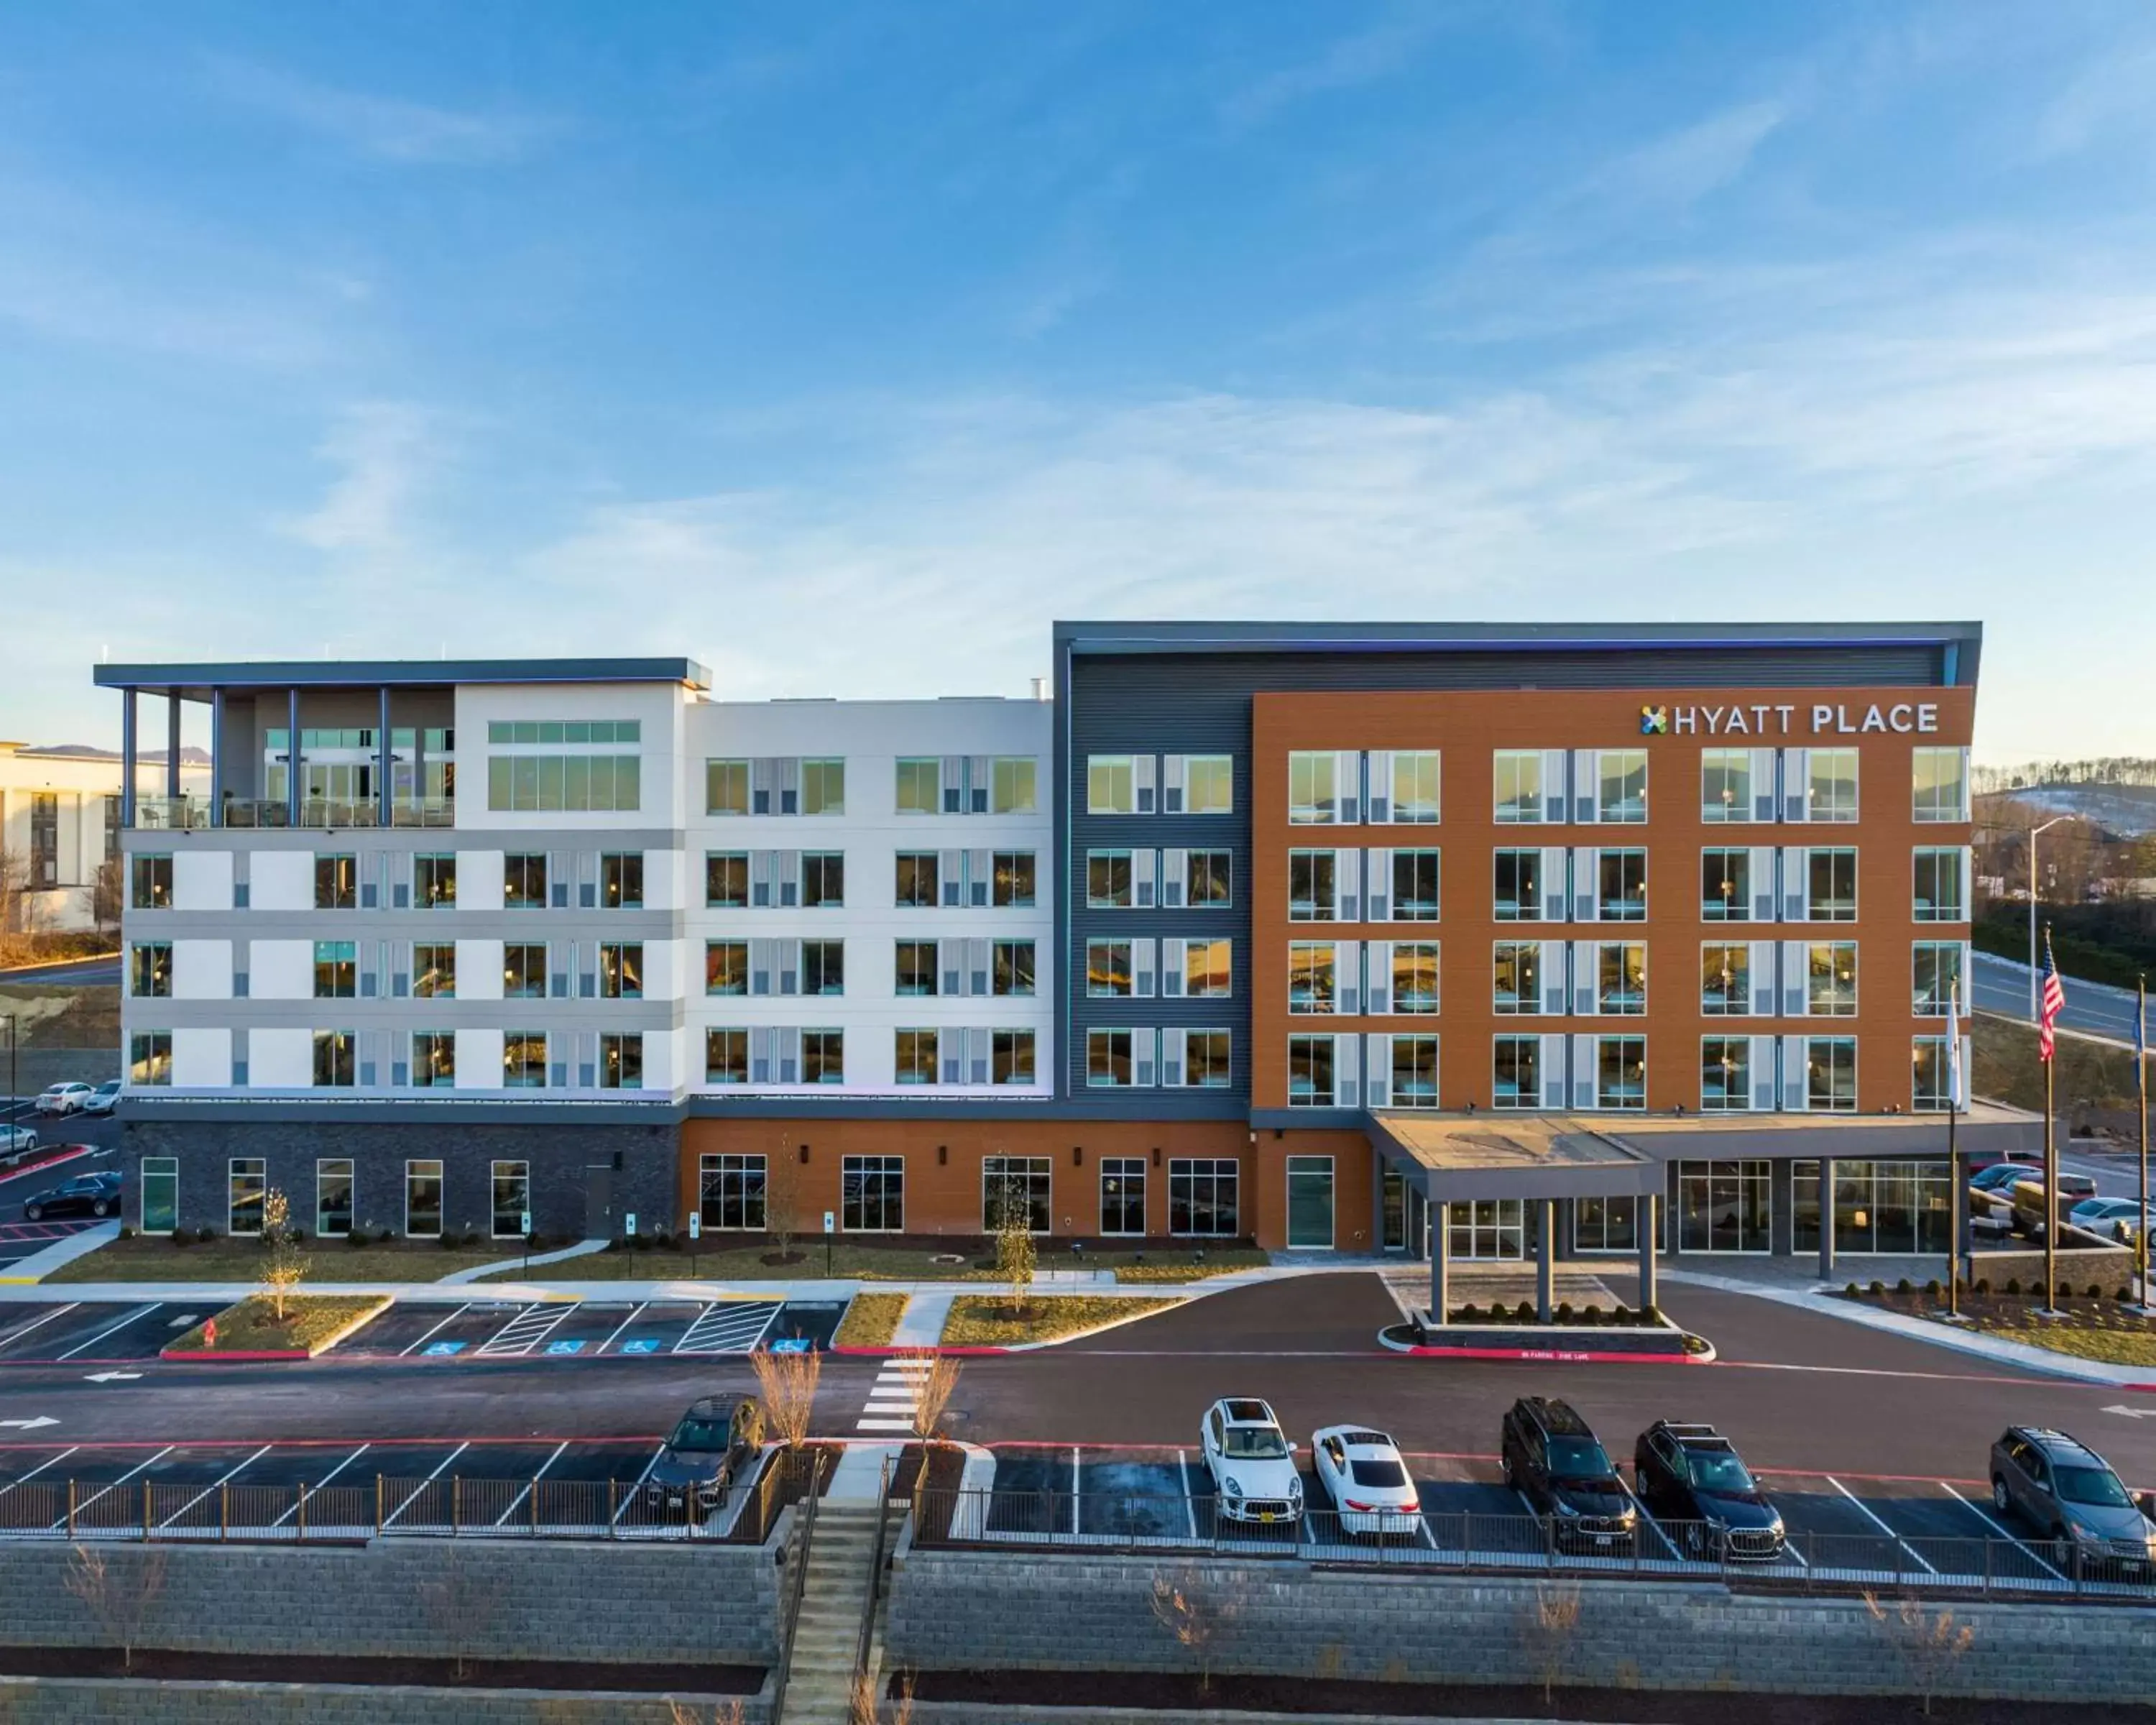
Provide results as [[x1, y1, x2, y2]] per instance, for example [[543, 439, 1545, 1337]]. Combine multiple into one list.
[[1585, 99, 1789, 211], [2036, 42, 2156, 158], [203, 55, 554, 165], [283, 402, 443, 553], [1220, 5, 1458, 129]]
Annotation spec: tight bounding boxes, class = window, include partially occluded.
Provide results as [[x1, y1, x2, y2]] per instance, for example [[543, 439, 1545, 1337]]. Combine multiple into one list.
[[601, 852, 643, 908], [991, 756, 1038, 814], [1170, 1159, 1239, 1236], [309, 940, 354, 998], [983, 1157, 1052, 1232], [800, 852, 844, 908], [895, 1028, 939, 1085], [600, 943, 643, 999], [315, 853, 357, 909], [1492, 1036, 1540, 1109], [1914, 848, 1966, 922], [504, 943, 546, 998], [1391, 850, 1440, 920], [1289, 942, 1336, 1013], [1912, 942, 1965, 1016], [1493, 751, 1546, 823], [803, 1029, 844, 1085], [485, 755, 640, 811], [1288, 850, 1336, 921], [1185, 937, 1232, 998], [1809, 942, 1858, 1016], [800, 940, 844, 996], [1597, 750, 1646, 822], [1391, 1036, 1439, 1107], [1387, 751, 1440, 823], [413, 1031, 455, 1089], [895, 758, 939, 814], [29, 794, 54, 885], [1795, 1158, 1953, 1254], [706, 1028, 748, 1085], [1493, 850, 1544, 921], [492, 1162, 530, 1237], [1596, 1036, 1646, 1110], [895, 941, 939, 995], [1287, 1034, 1335, 1105], [1808, 849, 1857, 921], [600, 1034, 642, 1089], [313, 1030, 355, 1087], [131, 942, 172, 998], [1573, 1197, 1638, 1254], [1806, 1036, 1857, 1111], [1184, 755, 1234, 814], [1701, 1037, 1752, 1112], [229, 1158, 267, 1235], [487, 719, 640, 745], [843, 1156, 905, 1231], [1087, 1028, 1133, 1087], [413, 944, 454, 998], [1701, 850, 1753, 921], [701, 1154, 766, 1229], [706, 852, 750, 907], [704, 940, 747, 996], [1391, 943, 1439, 1013], [895, 852, 939, 908], [1288, 752, 1338, 824], [1912, 1039, 1956, 1113], [1183, 1029, 1231, 1088], [131, 854, 172, 909], [703, 759, 752, 817], [1598, 850, 1646, 920], [1598, 943, 1646, 1015], [1187, 850, 1232, 908], [993, 852, 1037, 907], [504, 854, 548, 910], [1087, 940, 1133, 998], [1912, 748, 1968, 822], [1701, 750, 1753, 823], [1677, 1159, 1771, 1251], [415, 853, 456, 908], [1286, 1156, 1335, 1247], [1087, 755, 1136, 814], [140, 1157, 178, 1235], [1100, 1158, 1146, 1235], [993, 939, 1036, 996], [129, 1031, 171, 1087], [1807, 748, 1858, 823], [1700, 944, 1750, 1016], [1493, 942, 1543, 1015], [800, 758, 844, 815], [1086, 850, 1133, 908], [994, 1029, 1036, 1085], [503, 1031, 547, 1088]]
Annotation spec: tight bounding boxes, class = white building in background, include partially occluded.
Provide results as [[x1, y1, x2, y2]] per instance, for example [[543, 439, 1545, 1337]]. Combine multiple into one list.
[[0, 742, 206, 934]]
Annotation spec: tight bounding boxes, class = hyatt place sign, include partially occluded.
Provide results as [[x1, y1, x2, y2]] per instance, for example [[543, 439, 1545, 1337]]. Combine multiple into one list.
[[1638, 702, 1943, 738]]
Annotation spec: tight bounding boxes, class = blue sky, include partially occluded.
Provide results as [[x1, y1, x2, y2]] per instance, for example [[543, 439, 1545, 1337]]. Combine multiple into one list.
[[4, 1, 2153, 760]]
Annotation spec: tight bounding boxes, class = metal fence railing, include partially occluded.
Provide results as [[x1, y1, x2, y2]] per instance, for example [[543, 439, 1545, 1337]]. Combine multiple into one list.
[[910, 1489, 2156, 1604]]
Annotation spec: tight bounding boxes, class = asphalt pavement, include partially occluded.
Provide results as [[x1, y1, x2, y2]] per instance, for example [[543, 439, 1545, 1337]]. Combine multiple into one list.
[[0, 955, 120, 985], [1974, 949, 2146, 1043]]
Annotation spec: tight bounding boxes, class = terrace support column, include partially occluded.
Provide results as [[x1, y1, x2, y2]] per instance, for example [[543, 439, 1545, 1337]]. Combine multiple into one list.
[[287, 688, 302, 827], [1429, 1196, 1449, 1325], [1536, 1199, 1555, 1323], [165, 691, 182, 801], [1638, 1195, 1659, 1315], [377, 686, 393, 828], [119, 689, 137, 829], [208, 689, 225, 827], [1817, 1158, 1836, 1282]]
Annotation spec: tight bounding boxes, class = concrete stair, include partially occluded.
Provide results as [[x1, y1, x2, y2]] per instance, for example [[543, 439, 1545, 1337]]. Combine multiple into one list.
[[778, 1499, 895, 1724]]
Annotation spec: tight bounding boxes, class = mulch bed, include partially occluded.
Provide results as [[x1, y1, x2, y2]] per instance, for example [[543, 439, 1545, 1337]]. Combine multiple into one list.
[[907, 1670, 2156, 1721], [0, 1646, 761, 1691]]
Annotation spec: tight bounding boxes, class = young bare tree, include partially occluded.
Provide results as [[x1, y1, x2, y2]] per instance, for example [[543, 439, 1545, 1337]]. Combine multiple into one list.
[[1527, 1583, 1583, 1709], [990, 1179, 1036, 1317], [1863, 1590, 1976, 1717], [419, 1546, 499, 1682], [849, 1669, 916, 1725], [259, 1188, 310, 1322], [65, 1544, 167, 1673], [765, 1138, 802, 1260], [667, 1700, 747, 1725], [750, 1344, 821, 1450], [1147, 1568, 1238, 1693], [898, 1350, 962, 1495]]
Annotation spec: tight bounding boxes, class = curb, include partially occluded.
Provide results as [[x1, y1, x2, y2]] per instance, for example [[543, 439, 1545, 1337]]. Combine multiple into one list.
[[1394, 1343, 1714, 1363], [158, 1348, 310, 1362], [0, 1143, 100, 1188], [831, 1345, 1010, 1357]]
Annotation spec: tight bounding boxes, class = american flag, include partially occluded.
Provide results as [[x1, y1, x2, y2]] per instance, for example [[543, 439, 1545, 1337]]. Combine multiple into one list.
[[2039, 933, 2067, 1064]]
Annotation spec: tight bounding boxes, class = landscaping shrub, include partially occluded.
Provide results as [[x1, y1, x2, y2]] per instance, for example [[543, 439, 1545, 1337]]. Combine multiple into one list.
[[344, 1230, 369, 1248], [1925, 1279, 1941, 1298], [376, 1227, 395, 1244], [1844, 1282, 1859, 1297], [654, 1229, 675, 1250], [2119, 1286, 2134, 1303], [2006, 1277, 2022, 1296], [2087, 1283, 2104, 1300], [1611, 1303, 1631, 1324], [117, 1225, 136, 1241], [1895, 1277, 1913, 1294], [1975, 1278, 1990, 1295], [1455, 1302, 1480, 1322], [1577, 1306, 1600, 1327], [1869, 1279, 1886, 1297], [1515, 1300, 1536, 1322], [170, 1230, 193, 1249], [195, 1225, 215, 1243], [1557, 1301, 1574, 1320]]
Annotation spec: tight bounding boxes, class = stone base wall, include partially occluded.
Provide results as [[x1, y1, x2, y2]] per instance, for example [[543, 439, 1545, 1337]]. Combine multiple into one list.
[[887, 1550, 2156, 1704], [0, 1676, 770, 1724]]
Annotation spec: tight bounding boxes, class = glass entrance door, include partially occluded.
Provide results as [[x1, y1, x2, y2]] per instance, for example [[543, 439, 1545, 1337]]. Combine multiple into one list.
[[1381, 1170, 1406, 1251], [1285, 1156, 1335, 1248]]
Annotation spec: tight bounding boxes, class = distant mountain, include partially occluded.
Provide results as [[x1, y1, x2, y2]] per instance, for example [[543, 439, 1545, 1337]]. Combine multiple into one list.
[[32, 742, 213, 765], [1976, 782, 2156, 838]]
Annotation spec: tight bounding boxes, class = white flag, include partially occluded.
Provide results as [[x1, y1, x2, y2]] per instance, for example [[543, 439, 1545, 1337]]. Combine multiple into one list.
[[1945, 981, 1964, 1111]]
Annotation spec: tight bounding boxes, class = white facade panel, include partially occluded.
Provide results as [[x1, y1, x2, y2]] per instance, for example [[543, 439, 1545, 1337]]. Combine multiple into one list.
[[170, 1027, 232, 1089], [456, 1028, 506, 1090], [249, 1028, 313, 1088], [172, 850, 234, 912], [461, 849, 506, 911], [252, 852, 315, 912], [172, 939, 232, 1000], [456, 939, 505, 1002], [250, 939, 315, 1001]]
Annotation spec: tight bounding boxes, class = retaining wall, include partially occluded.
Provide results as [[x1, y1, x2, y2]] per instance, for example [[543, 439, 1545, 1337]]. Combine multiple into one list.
[[0, 1676, 770, 1723]]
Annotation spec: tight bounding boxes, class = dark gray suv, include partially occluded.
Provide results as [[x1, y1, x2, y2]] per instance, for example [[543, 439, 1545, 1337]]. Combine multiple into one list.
[[1991, 1427, 2155, 1572]]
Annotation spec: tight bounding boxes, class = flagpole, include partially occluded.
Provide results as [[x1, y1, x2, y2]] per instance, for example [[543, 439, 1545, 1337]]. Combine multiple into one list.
[[2041, 925, 2058, 1316], [2138, 975, 2148, 1312], [1947, 982, 1962, 1320]]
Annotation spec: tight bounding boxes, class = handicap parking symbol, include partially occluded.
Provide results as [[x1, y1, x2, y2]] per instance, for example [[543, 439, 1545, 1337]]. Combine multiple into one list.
[[619, 1338, 660, 1355], [545, 1338, 585, 1356], [768, 1338, 811, 1354], [423, 1340, 466, 1356]]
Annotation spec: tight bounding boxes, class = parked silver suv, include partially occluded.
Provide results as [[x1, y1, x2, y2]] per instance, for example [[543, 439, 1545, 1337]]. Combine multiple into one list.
[[1990, 1427, 2156, 1572]]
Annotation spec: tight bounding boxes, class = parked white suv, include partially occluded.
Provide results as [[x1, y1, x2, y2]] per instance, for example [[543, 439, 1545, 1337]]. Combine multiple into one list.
[[1199, 1397, 1302, 1525]]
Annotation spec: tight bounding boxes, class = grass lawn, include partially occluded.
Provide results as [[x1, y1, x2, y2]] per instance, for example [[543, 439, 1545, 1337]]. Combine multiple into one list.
[[941, 1294, 1178, 1346], [167, 1294, 390, 1356], [834, 1292, 908, 1348], [1848, 1286, 2156, 1366], [46, 1234, 508, 1284], [1973, 1012, 2142, 1113], [466, 1241, 1270, 1283]]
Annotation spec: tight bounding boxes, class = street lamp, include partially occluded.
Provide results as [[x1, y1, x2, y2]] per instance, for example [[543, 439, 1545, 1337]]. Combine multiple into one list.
[[2028, 816, 2070, 1017]]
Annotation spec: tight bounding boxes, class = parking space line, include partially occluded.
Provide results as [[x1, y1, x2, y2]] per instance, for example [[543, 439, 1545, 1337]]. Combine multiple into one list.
[[1938, 1481, 2065, 1581], [55, 1445, 174, 1524], [494, 1441, 570, 1527], [1176, 1450, 1198, 1540], [478, 1305, 571, 1358], [383, 1442, 469, 1528], [272, 1445, 370, 1527], [1829, 1477, 1937, 1575], [55, 1303, 159, 1361], [673, 1300, 781, 1356], [159, 1445, 275, 1529], [0, 1445, 77, 1500], [398, 1305, 471, 1357], [0, 1304, 77, 1350], [611, 1445, 666, 1527], [594, 1303, 647, 1354], [1622, 1483, 1682, 1560]]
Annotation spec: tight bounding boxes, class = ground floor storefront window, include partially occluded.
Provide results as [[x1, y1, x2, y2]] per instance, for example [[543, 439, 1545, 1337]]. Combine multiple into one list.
[[405, 1160, 443, 1237], [984, 1156, 1052, 1232], [1676, 1159, 1771, 1253], [1445, 1198, 1524, 1260], [1169, 1159, 1240, 1236], [140, 1156, 178, 1234], [1793, 1159, 1951, 1255], [492, 1161, 530, 1238], [316, 1159, 354, 1237], [842, 1155, 904, 1232], [1100, 1158, 1146, 1235], [229, 1158, 265, 1236], [1285, 1156, 1334, 1248], [701, 1154, 767, 1230], [1572, 1195, 1638, 1254]]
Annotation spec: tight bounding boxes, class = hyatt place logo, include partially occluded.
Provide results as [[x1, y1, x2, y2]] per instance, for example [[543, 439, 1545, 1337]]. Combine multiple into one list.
[[1639, 706, 1670, 736]]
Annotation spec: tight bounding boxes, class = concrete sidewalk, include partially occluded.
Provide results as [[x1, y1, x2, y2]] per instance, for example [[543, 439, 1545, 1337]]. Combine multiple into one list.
[[0, 1219, 119, 1284]]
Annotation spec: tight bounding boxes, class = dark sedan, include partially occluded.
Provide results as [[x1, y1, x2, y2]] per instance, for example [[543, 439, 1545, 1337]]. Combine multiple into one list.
[[22, 1170, 122, 1223]]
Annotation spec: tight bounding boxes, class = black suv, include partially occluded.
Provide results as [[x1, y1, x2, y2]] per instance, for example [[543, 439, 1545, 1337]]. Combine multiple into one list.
[[644, 1394, 767, 1519], [1501, 1397, 1636, 1550], [1633, 1420, 1784, 1560]]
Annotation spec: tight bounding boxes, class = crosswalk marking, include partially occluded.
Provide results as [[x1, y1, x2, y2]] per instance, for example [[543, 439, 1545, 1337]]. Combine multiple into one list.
[[854, 1353, 934, 1434]]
